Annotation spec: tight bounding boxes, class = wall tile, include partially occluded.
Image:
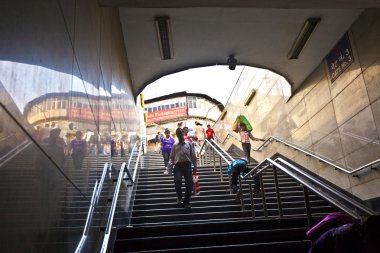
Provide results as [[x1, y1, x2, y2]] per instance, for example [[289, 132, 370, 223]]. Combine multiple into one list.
[[339, 106, 378, 155], [305, 78, 331, 119], [344, 141, 380, 170], [311, 130, 345, 162], [333, 74, 370, 126], [290, 122, 312, 149], [351, 177, 380, 200], [371, 99, 380, 138], [317, 164, 351, 190], [309, 102, 338, 144], [362, 58, 380, 103], [288, 100, 308, 134], [286, 62, 325, 113], [351, 9, 380, 42], [355, 16, 380, 71]]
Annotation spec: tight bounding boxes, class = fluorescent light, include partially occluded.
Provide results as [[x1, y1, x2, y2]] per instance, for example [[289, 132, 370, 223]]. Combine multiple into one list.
[[155, 16, 173, 60], [244, 89, 256, 106], [288, 18, 320, 59]]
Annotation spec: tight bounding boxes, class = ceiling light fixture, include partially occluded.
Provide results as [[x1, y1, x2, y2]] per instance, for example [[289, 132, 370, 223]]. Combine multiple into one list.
[[287, 17, 320, 60], [227, 55, 237, 70], [155, 16, 174, 60], [244, 89, 256, 106]]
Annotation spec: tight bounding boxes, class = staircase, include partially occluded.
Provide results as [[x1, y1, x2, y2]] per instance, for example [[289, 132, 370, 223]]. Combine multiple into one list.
[[113, 151, 339, 253], [0, 145, 134, 253]]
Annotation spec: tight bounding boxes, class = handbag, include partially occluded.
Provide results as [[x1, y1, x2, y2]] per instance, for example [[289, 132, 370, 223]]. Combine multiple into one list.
[[193, 167, 201, 195]]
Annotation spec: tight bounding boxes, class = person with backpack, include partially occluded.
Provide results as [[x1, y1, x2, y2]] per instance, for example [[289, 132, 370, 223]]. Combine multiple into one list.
[[227, 157, 261, 194], [170, 128, 197, 209]]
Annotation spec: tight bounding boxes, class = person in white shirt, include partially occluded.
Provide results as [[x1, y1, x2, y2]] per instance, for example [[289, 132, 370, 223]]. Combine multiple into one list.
[[170, 128, 197, 209]]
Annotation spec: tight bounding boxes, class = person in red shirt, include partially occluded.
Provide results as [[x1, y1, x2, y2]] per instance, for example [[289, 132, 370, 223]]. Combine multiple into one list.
[[205, 124, 215, 140]]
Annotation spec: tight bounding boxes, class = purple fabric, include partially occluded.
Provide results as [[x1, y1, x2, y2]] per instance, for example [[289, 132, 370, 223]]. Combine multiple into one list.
[[161, 137, 175, 152], [306, 212, 355, 242]]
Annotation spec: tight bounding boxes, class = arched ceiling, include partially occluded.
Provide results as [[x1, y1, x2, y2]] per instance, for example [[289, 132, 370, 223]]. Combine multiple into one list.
[[99, 1, 380, 97]]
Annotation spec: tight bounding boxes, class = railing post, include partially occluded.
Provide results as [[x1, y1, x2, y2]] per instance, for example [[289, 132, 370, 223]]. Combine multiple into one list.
[[208, 145, 211, 165], [259, 174, 268, 218], [249, 181, 255, 219], [219, 156, 223, 182], [238, 176, 245, 211], [272, 166, 283, 218], [228, 174, 232, 194], [303, 185, 312, 228], [213, 148, 216, 172]]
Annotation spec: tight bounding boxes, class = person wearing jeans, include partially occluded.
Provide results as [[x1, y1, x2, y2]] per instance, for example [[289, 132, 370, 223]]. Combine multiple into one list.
[[161, 129, 175, 168], [170, 128, 197, 209]]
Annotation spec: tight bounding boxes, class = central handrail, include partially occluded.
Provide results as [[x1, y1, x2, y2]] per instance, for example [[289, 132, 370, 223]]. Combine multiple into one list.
[[124, 142, 138, 182], [204, 139, 232, 166], [100, 162, 127, 253], [239, 156, 377, 222], [222, 131, 380, 176], [209, 138, 234, 162], [75, 181, 99, 253], [75, 163, 110, 253], [100, 141, 142, 253]]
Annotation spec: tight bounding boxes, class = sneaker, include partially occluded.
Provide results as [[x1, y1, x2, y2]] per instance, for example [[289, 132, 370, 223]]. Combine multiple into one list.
[[176, 198, 183, 205], [163, 170, 169, 175]]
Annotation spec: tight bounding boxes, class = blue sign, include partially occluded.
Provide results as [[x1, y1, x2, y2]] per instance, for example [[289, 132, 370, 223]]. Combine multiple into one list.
[[326, 33, 354, 83]]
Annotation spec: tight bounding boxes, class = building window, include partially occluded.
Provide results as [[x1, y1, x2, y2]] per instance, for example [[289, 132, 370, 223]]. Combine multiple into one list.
[[188, 96, 197, 108]]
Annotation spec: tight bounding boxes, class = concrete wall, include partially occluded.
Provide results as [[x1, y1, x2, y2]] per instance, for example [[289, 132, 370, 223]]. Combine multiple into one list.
[[216, 9, 380, 208], [0, 0, 140, 252]]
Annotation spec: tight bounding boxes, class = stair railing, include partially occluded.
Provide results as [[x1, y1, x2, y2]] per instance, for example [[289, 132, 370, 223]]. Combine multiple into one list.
[[100, 141, 142, 253], [0, 139, 32, 167], [220, 131, 380, 177], [75, 163, 111, 253], [124, 142, 138, 182], [201, 139, 233, 182], [238, 156, 377, 227]]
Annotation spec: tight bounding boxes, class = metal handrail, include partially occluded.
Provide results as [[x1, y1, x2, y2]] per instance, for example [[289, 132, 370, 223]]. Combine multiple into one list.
[[100, 162, 127, 253], [204, 139, 232, 166], [240, 157, 377, 222], [210, 138, 234, 162], [100, 142, 142, 253], [132, 142, 143, 183], [96, 163, 111, 205], [75, 163, 111, 253], [222, 131, 380, 176], [124, 142, 138, 182], [75, 180, 99, 253], [0, 140, 32, 167]]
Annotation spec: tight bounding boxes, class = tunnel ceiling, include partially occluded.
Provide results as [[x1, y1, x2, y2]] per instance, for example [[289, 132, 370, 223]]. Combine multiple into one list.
[[99, 1, 380, 97]]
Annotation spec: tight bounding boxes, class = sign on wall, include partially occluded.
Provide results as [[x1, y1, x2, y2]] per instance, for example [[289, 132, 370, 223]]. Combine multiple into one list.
[[148, 107, 188, 123], [326, 33, 354, 83]]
